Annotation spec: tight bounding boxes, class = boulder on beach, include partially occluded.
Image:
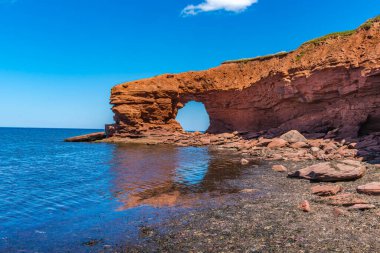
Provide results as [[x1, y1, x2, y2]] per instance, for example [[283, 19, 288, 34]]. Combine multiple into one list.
[[288, 160, 366, 182], [280, 130, 307, 143]]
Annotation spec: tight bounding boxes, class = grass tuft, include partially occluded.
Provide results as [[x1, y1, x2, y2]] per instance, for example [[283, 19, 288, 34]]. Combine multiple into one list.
[[358, 14, 380, 30], [222, 51, 290, 64], [301, 30, 356, 46]]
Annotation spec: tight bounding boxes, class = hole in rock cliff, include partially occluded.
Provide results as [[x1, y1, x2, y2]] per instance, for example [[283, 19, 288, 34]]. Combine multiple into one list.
[[176, 101, 210, 132], [359, 115, 380, 136]]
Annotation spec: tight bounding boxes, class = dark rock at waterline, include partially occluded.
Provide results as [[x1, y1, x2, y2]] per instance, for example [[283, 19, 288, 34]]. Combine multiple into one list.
[[65, 132, 106, 142]]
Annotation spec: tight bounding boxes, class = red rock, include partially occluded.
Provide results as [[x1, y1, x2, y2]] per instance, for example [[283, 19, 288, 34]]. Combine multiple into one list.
[[308, 140, 323, 148], [200, 138, 211, 145], [288, 160, 366, 182], [333, 207, 349, 217], [311, 185, 342, 196], [267, 138, 288, 149], [357, 182, 380, 195], [108, 20, 380, 141], [347, 204, 376, 210], [323, 142, 338, 154], [290, 142, 309, 149], [323, 194, 368, 206], [272, 165, 288, 172], [257, 138, 272, 147], [298, 200, 311, 212], [219, 133, 235, 139]]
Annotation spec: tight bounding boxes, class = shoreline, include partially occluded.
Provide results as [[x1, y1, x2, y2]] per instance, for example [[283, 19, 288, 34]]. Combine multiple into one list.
[[66, 129, 380, 164]]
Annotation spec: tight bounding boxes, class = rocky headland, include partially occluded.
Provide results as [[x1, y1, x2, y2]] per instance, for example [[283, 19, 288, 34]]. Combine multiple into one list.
[[66, 16, 380, 251], [67, 16, 380, 163]]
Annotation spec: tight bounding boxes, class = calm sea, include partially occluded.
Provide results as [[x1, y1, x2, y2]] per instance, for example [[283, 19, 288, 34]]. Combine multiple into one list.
[[0, 128, 245, 252]]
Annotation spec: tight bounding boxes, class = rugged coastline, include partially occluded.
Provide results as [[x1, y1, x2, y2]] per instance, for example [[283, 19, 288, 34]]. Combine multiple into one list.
[[65, 16, 380, 252]]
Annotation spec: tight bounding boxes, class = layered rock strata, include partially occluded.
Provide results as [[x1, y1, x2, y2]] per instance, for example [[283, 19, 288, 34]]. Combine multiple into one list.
[[108, 19, 380, 140]]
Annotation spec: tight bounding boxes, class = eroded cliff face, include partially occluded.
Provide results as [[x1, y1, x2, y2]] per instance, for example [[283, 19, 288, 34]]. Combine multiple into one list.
[[109, 20, 380, 139]]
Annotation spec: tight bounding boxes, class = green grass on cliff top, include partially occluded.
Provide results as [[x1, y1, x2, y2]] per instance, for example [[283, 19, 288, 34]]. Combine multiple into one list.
[[223, 14, 380, 64], [359, 14, 380, 30], [302, 14, 380, 46], [221, 51, 290, 64]]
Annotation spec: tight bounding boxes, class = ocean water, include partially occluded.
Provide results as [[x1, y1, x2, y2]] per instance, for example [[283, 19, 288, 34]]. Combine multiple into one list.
[[0, 128, 245, 252]]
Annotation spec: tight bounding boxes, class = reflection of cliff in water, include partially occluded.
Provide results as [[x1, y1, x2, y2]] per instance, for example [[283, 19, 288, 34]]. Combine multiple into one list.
[[109, 145, 244, 210]]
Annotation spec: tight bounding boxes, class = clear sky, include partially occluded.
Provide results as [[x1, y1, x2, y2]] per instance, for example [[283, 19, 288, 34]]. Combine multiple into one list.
[[0, 0, 378, 130]]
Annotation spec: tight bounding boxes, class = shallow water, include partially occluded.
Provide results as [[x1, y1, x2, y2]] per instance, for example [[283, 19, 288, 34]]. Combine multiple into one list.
[[0, 128, 246, 252]]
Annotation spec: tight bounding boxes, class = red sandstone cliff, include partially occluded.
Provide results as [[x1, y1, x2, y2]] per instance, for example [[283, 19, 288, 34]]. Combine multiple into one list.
[[109, 17, 380, 139]]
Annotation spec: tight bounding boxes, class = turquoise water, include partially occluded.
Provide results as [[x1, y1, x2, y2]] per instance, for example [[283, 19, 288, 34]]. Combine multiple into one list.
[[0, 128, 244, 252]]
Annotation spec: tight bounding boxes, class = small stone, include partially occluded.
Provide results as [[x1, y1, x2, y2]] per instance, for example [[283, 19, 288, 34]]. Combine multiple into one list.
[[200, 138, 211, 145], [311, 185, 342, 196], [271, 154, 283, 160], [310, 147, 320, 153], [298, 200, 311, 212], [357, 182, 380, 195], [347, 204, 376, 210], [323, 142, 338, 154], [240, 158, 249, 165], [333, 207, 349, 217], [240, 189, 257, 193], [272, 165, 288, 172]]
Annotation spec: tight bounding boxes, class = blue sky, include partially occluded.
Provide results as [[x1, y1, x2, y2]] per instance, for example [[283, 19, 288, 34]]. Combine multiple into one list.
[[0, 0, 378, 130]]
